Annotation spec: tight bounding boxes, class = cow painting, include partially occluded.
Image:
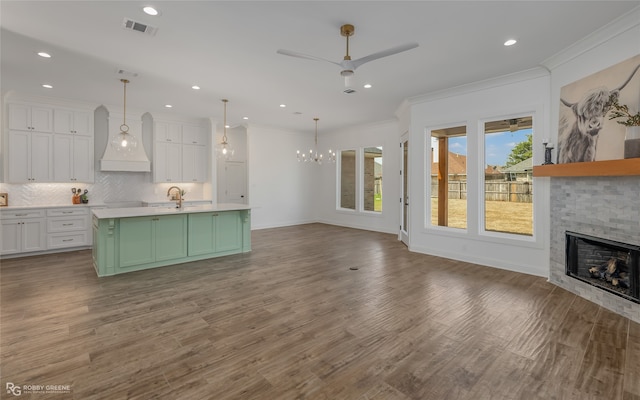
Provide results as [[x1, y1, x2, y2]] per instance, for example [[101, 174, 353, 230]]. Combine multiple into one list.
[[557, 62, 640, 164]]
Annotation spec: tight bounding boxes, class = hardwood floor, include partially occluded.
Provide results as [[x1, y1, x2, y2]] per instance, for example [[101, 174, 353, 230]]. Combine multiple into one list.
[[1, 223, 638, 399]]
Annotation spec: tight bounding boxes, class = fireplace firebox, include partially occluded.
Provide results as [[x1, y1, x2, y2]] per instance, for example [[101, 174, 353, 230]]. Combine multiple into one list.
[[565, 231, 640, 303]]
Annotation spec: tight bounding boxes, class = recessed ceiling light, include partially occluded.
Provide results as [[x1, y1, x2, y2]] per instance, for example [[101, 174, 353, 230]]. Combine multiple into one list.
[[225, 124, 230, 128], [242, 116, 249, 120], [191, 85, 200, 90], [37, 52, 51, 58], [143, 6, 159, 16], [279, 104, 286, 108], [42, 84, 53, 89], [504, 39, 517, 46], [363, 83, 372, 89], [164, 104, 172, 108]]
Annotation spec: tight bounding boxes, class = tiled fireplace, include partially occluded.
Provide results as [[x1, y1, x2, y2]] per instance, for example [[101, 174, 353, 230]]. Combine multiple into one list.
[[549, 176, 640, 323]]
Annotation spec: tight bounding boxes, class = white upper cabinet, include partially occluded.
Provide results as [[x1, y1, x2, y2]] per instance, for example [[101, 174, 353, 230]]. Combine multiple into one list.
[[182, 124, 207, 146], [9, 103, 53, 132], [155, 121, 182, 143], [8, 130, 53, 182], [6, 100, 94, 183], [54, 108, 92, 136]]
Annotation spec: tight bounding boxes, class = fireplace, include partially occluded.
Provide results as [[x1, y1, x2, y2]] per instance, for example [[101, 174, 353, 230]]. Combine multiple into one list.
[[565, 231, 640, 304]]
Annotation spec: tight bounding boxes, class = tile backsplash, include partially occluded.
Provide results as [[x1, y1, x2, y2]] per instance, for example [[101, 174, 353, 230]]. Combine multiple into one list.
[[0, 170, 207, 207]]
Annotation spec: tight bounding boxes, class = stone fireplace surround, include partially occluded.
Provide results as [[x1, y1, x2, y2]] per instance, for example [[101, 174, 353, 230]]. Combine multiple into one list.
[[549, 176, 640, 323]]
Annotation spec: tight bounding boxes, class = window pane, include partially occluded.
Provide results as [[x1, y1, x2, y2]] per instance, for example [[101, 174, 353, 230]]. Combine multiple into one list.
[[430, 126, 467, 229], [484, 117, 533, 236], [340, 150, 356, 210], [364, 147, 382, 212]]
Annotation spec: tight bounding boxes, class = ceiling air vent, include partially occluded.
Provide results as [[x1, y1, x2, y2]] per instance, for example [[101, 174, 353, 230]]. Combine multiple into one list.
[[122, 18, 157, 36], [343, 88, 357, 94]]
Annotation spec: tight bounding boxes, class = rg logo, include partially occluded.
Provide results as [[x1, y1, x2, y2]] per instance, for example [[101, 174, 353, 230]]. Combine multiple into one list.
[[6, 382, 21, 396]]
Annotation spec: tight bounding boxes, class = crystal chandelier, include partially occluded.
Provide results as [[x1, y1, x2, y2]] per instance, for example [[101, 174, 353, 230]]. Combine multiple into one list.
[[297, 118, 336, 164], [216, 99, 234, 159], [111, 79, 138, 154]]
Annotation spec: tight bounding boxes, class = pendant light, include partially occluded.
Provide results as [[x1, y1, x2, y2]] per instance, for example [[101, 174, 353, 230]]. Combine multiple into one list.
[[297, 118, 336, 164], [111, 79, 138, 154], [216, 99, 234, 159]]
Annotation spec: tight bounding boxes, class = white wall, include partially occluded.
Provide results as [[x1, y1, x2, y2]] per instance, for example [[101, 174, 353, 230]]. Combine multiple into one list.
[[247, 124, 316, 229], [408, 69, 551, 277], [315, 120, 400, 234]]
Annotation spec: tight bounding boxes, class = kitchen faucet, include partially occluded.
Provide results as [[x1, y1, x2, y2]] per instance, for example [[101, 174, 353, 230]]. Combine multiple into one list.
[[167, 186, 183, 209]]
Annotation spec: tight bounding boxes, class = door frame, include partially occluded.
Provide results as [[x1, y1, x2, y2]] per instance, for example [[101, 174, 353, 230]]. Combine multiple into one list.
[[399, 132, 409, 246]]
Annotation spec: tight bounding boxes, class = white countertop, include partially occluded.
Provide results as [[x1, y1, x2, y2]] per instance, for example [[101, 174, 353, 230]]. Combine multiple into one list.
[[92, 203, 250, 219]]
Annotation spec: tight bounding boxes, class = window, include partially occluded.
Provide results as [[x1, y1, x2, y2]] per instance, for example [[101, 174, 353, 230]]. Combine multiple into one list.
[[363, 147, 383, 212], [430, 126, 467, 229], [483, 117, 533, 236], [340, 149, 356, 210]]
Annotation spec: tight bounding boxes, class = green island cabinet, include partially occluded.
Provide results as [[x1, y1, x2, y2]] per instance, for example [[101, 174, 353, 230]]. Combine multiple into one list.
[[92, 208, 250, 276]]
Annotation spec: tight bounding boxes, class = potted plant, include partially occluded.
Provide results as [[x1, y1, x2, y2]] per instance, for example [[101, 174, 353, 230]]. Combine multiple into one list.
[[608, 93, 640, 158]]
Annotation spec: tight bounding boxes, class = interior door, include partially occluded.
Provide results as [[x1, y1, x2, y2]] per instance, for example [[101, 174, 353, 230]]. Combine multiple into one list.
[[400, 134, 409, 246], [225, 161, 247, 204]]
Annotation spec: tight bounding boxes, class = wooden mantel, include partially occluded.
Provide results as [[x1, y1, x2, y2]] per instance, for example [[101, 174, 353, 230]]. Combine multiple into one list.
[[533, 158, 640, 177]]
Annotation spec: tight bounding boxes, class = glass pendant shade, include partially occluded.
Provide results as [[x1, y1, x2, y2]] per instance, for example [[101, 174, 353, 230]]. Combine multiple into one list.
[[111, 79, 137, 155], [217, 99, 234, 159]]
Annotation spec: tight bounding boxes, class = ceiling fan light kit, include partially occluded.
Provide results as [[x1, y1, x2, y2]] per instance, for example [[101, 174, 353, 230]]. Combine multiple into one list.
[[277, 24, 418, 88]]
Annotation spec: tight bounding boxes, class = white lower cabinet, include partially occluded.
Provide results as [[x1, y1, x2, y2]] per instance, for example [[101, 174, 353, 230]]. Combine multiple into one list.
[[0, 209, 46, 255], [46, 208, 89, 249], [0, 207, 93, 257]]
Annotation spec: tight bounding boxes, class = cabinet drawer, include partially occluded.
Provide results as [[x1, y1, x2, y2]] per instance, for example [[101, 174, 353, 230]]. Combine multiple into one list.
[[47, 232, 88, 249], [0, 209, 45, 219], [47, 216, 88, 232], [47, 208, 89, 217]]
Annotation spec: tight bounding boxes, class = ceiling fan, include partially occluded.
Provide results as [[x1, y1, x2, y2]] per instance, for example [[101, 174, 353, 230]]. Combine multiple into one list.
[[277, 24, 419, 88]]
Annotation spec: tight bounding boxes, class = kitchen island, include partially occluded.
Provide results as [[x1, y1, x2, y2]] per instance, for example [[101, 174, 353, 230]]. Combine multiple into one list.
[[92, 203, 250, 277]]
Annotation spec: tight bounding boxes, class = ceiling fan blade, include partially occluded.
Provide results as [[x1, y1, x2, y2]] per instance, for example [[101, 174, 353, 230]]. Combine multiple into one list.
[[351, 42, 419, 70], [276, 49, 341, 66]]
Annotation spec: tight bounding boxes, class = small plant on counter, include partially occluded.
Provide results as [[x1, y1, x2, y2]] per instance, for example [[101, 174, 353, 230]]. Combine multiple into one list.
[[608, 94, 640, 126]]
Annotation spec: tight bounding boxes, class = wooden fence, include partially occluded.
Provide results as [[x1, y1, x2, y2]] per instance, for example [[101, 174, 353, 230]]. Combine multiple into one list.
[[430, 180, 532, 203]]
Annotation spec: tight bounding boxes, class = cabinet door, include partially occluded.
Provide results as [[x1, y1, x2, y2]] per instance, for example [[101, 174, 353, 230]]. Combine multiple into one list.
[[53, 134, 74, 182], [188, 213, 216, 256], [155, 121, 182, 143], [22, 219, 46, 252], [215, 211, 242, 252], [182, 124, 207, 145], [8, 104, 31, 131], [8, 131, 30, 182], [154, 142, 182, 182], [30, 132, 53, 182], [73, 110, 92, 136], [119, 217, 155, 268], [182, 145, 208, 182], [1, 220, 21, 255], [72, 136, 94, 182], [54, 109, 74, 134], [155, 214, 187, 261], [30, 106, 53, 132]]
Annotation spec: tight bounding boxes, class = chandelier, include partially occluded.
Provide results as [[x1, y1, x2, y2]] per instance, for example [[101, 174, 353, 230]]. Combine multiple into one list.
[[111, 79, 138, 154], [297, 118, 336, 164], [216, 99, 234, 159]]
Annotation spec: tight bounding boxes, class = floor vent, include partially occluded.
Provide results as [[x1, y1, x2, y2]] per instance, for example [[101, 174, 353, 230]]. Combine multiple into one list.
[[122, 18, 157, 36]]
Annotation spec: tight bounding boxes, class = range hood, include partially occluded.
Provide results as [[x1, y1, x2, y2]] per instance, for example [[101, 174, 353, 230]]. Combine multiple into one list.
[[100, 110, 151, 172]]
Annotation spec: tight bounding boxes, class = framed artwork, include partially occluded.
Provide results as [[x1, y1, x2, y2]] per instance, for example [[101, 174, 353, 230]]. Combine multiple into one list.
[[557, 54, 640, 163]]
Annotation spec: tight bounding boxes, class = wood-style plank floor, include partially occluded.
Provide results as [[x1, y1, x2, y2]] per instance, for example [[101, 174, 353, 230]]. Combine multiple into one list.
[[1, 223, 638, 400]]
